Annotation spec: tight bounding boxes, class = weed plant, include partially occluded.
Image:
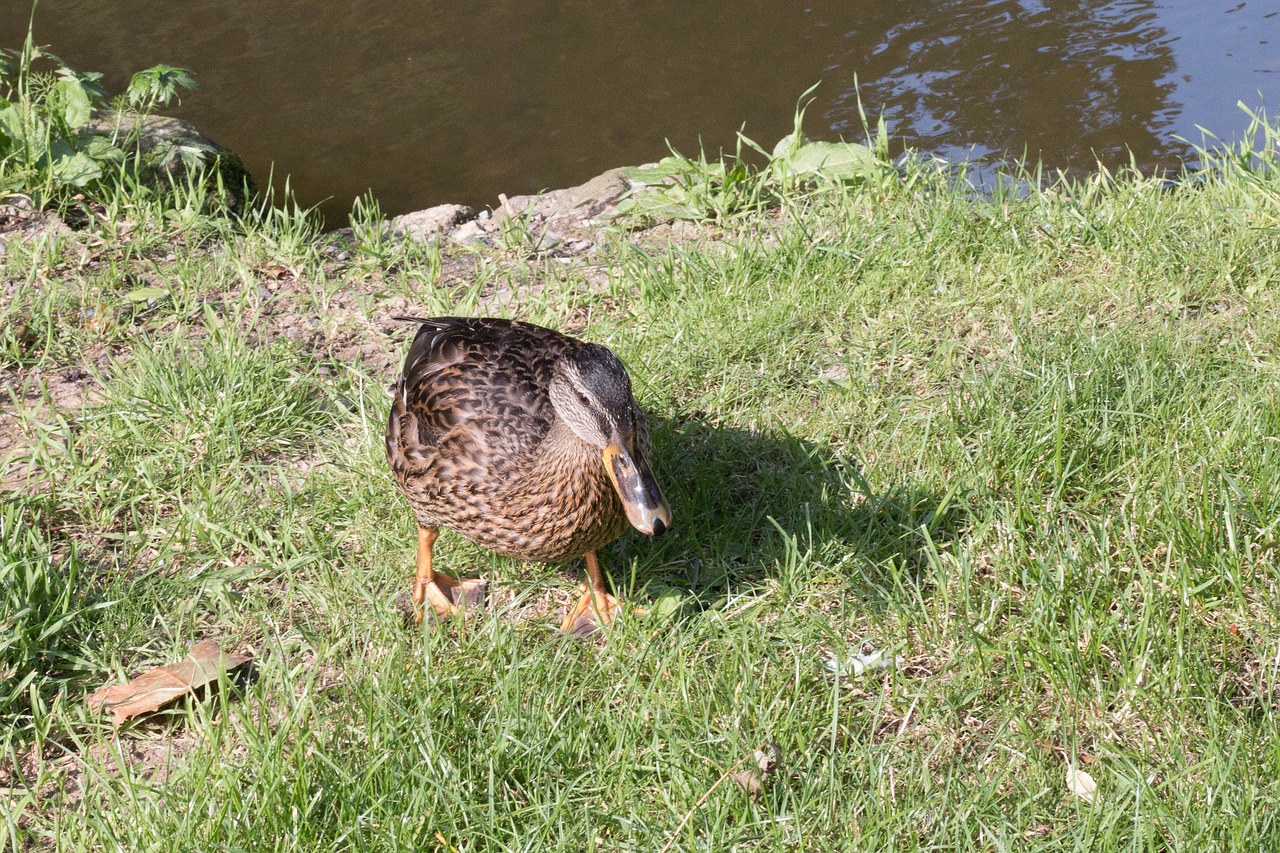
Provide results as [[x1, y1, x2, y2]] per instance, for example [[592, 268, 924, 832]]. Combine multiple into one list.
[[0, 17, 236, 219]]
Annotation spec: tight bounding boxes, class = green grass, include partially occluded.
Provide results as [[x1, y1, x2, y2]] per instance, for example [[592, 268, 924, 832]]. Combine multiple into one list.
[[5, 127, 1280, 850]]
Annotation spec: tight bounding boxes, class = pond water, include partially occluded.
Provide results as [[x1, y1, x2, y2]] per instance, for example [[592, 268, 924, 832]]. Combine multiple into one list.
[[4, 1, 1277, 222]]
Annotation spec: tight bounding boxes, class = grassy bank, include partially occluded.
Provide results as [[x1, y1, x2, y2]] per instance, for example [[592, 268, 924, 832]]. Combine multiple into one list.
[[5, 95, 1280, 848]]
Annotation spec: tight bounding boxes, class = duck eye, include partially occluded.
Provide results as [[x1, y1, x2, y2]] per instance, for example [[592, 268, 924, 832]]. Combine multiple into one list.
[[577, 392, 591, 406]]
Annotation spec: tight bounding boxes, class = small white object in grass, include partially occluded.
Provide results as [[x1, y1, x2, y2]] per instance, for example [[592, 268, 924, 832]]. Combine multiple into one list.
[[1066, 765, 1098, 804], [824, 650, 899, 679]]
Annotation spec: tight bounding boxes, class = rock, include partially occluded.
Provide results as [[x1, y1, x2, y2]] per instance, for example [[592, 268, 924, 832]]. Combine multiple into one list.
[[319, 167, 646, 259], [533, 229, 564, 252], [87, 111, 256, 210], [392, 204, 477, 244], [492, 168, 635, 256], [502, 167, 633, 226], [478, 286, 516, 312], [816, 365, 850, 383], [450, 219, 492, 246]]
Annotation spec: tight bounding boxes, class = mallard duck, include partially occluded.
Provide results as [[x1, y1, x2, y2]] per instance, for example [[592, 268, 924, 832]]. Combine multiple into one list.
[[385, 316, 671, 634]]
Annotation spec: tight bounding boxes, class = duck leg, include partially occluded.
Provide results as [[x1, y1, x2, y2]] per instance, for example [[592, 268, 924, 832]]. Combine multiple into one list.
[[412, 526, 487, 624], [560, 550, 622, 637]]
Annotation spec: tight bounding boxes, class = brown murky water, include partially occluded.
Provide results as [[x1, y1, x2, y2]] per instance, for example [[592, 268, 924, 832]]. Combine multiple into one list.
[[4, 1, 1278, 223]]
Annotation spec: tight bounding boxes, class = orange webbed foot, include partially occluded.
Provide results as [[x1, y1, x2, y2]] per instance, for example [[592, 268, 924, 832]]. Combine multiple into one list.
[[414, 574, 488, 624]]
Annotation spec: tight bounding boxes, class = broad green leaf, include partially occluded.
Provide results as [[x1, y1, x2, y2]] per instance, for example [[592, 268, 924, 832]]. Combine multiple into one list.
[[82, 135, 126, 165], [53, 68, 107, 129], [127, 64, 199, 107], [780, 140, 877, 181], [54, 78, 94, 129], [623, 158, 692, 183], [123, 286, 169, 303], [0, 102, 22, 147], [771, 131, 803, 160], [50, 150, 103, 187]]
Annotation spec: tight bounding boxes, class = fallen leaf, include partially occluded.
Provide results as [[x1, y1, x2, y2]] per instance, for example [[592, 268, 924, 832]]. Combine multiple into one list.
[[1066, 765, 1098, 804], [816, 365, 850, 383], [755, 742, 783, 773], [256, 262, 294, 281], [731, 742, 784, 798], [86, 640, 251, 729], [729, 767, 763, 797]]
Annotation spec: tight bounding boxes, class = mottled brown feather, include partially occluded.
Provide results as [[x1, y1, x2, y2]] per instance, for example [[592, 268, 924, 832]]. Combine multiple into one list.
[[385, 317, 641, 562]]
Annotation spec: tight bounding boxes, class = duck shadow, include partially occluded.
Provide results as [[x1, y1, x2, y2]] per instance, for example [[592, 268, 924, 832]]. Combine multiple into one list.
[[614, 413, 970, 612]]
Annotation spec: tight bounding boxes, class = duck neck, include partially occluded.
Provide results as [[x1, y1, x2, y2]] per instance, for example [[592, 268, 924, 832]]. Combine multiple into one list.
[[539, 419, 595, 466]]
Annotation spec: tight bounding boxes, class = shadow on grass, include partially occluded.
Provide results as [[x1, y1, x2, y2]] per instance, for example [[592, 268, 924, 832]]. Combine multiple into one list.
[[621, 413, 971, 610]]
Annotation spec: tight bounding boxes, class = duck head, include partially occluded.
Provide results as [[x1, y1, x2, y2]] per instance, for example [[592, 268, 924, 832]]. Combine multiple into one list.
[[549, 343, 672, 536]]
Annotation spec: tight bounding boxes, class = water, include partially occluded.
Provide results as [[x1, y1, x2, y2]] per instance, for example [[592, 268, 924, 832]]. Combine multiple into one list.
[[4, 1, 1277, 223]]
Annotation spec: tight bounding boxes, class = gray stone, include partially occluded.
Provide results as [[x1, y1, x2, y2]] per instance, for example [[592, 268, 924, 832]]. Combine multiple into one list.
[[533, 229, 564, 252], [502, 168, 633, 225], [450, 219, 493, 246], [392, 204, 477, 244], [490, 167, 639, 256]]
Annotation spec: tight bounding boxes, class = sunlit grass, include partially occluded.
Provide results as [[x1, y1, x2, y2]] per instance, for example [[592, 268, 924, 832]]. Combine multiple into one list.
[[5, 139, 1280, 849]]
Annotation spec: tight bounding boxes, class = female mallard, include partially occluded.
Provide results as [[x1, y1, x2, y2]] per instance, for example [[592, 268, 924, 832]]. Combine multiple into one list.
[[385, 316, 671, 634]]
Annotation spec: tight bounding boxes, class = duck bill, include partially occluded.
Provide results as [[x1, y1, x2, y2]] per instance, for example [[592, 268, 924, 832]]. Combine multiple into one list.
[[603, 440, 671, 536]]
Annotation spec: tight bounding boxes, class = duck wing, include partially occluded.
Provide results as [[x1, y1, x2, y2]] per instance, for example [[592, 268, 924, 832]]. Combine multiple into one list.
[[387, 317, 574, 479]]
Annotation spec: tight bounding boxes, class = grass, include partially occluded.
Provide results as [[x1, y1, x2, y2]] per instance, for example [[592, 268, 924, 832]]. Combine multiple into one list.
[[5, 112, 1280, 849]]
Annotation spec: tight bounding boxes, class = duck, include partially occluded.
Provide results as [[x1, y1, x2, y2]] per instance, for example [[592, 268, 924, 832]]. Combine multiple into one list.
[[385, 316, 672, 635]]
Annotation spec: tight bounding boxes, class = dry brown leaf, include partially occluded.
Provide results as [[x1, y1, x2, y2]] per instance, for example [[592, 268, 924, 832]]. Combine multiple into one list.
[[729, 767, 764, 797], [730, 742, 784, 798], [86, 640, 251, 729], [257, 262, 294, 281]]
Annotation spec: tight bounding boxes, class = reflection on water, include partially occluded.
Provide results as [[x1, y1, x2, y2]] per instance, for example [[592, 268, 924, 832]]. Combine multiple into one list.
[[833, 0, 1180, 168], [2, 0, 1276, 222]]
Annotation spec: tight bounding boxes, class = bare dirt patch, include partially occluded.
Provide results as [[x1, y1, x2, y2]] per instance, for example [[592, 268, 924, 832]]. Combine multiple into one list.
[[0, 353, 113, 495], [1, 725, 203, 837]]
